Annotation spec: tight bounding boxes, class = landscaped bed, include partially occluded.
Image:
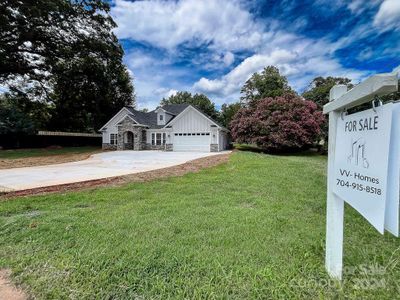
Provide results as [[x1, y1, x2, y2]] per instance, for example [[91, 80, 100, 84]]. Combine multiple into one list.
[[0, 151, 399, 298], [0, 147, 102, 169]]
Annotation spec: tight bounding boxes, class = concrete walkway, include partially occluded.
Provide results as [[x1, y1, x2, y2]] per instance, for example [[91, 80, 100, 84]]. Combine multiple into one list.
[[0, 151, 229, 192]]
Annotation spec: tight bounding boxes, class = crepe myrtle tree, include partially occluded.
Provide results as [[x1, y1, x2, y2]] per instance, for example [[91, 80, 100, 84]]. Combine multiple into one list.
[[230, 94, 325, 152]]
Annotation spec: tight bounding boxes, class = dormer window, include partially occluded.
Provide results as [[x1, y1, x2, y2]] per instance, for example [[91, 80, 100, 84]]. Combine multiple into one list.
[[159, 114, 163, 121]]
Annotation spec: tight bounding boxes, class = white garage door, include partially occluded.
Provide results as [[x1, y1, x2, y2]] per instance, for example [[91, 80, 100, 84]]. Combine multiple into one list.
[[173, 132, 211, 152]]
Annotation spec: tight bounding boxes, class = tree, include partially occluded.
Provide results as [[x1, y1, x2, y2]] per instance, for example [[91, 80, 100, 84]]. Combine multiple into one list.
[[0, 95, 35, 135], [0, 0, 135, 132], [219, 102, 242, 128], [302, 76, 353, 108], [49, 47, 134, 132], [240, 66, 294, 106], [161, 91, 219, 120], [302, 76, 353, 153], [230, 94, 324, 152], [1, 0, 110, 89]]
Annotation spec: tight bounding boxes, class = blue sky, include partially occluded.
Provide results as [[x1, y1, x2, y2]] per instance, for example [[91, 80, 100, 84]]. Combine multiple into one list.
[[110, 0, 400, 110]]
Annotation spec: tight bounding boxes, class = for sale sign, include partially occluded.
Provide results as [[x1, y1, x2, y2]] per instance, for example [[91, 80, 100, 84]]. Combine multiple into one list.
[[333, 103, 393, 233]]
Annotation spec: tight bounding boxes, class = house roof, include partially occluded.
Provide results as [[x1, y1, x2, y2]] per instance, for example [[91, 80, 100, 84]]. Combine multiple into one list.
[[123, 104, 225, 130], [161, 104, 190, 115], [124, 107, 160, 128]]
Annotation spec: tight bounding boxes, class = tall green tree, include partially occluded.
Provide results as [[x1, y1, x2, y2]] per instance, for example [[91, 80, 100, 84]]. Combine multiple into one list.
[[301, 76, 353, 153], [0, 0, 109, 87], [240, 66, 294, 106], [0, 0, 135, 132], [302, 76, 353, 108], [49, 55, 134, 131], [161, 91, 219, 120], [219, 102, 242, 128]]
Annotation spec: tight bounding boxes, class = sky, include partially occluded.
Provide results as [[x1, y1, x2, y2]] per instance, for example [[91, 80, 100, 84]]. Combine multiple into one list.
[[110, 0, 400, 110]]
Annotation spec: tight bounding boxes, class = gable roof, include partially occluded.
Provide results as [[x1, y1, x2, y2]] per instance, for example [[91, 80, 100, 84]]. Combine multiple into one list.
[[162, 105, 227, 131], [100, 104, 226, 130], [99, 107, 140, 131]]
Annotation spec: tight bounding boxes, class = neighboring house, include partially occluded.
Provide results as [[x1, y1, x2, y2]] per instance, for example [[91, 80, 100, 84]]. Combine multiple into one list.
[[99, 104, 229, 152]]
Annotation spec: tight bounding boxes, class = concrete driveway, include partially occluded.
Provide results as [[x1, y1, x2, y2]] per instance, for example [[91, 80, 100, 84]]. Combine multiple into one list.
[[0, 151, 228, 192]]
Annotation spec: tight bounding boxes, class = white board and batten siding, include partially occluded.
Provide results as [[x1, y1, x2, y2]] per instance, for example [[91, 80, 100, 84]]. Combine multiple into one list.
[[172, 107, 212, 133], [170, 106, 223, 152]]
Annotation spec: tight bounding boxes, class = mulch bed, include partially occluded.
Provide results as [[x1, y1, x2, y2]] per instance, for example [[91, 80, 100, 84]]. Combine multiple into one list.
[[1, 153, 231, 200]]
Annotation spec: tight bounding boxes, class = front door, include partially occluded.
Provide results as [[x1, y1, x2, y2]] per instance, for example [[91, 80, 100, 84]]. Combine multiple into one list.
[[123, 131, 134, 150]]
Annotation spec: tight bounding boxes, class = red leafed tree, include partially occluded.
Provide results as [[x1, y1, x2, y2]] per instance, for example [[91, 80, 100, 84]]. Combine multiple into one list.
[[230, 94, 325, 152]]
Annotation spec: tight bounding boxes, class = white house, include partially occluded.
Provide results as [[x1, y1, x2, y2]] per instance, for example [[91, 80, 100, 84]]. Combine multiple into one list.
[[99, 104, 229, 152]]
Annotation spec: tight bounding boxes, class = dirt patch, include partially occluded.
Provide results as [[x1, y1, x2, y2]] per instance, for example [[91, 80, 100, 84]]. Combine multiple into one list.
[[1, 153, 231, 199], [0, 151, 102, 170], [0, 270, 27, 300]]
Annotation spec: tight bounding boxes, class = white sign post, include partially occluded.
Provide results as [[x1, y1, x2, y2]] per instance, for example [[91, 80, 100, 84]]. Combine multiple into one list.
[[323, 71, 399, 280]]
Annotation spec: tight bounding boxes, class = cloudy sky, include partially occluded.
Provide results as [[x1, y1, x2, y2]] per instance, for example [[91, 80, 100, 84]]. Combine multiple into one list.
[[110, 0, 400, 110]]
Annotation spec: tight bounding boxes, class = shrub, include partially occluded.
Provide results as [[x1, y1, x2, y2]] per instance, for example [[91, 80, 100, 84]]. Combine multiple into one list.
[[230, 94, 325, 152]]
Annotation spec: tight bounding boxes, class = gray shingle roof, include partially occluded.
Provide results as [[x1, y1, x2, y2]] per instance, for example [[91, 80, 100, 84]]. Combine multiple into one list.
[[124, 104, 199, 129], [161, 104, 190, 115], [124, 104, 227, 130]]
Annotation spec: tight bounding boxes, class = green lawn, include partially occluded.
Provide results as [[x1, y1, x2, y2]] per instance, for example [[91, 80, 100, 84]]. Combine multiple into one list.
[[0, 146, 101, 159], [0, 152, 399, 299]]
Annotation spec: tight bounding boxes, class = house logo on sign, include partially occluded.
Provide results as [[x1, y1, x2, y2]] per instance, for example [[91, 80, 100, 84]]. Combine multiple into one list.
[[348, 137, 369, 168]]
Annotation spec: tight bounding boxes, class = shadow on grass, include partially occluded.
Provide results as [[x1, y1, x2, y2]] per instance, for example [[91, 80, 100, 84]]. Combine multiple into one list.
[[233, 143, 324, 157]]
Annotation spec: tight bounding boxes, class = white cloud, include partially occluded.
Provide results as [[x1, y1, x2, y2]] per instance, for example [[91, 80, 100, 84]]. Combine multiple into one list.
[[193, 49, 298, 97], [112, 0, 264, 51], [193, 42, 369, 102], [374, 0, 400, 31], [154, 88, 178, 98], [123, 49, 191, 110], [112, 0, 377, 108], [347, 0, 381, 14], [223, 52, 235, 66]]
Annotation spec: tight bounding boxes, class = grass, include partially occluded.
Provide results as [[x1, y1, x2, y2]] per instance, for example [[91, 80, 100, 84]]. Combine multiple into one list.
[[0, 146, 101, 160], [0, 151, 399, 299]]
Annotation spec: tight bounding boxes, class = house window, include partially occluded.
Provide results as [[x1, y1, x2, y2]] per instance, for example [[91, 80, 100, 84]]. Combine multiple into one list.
[[159, 114, 163, 121], [151, 133, 155, 145], [110, 133, 117, 145], [156, 133, 162, 145], [163, 133, 166, 144]]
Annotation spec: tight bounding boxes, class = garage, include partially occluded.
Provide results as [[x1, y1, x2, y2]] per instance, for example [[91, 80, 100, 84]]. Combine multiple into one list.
[[173, 132, 211, 152]]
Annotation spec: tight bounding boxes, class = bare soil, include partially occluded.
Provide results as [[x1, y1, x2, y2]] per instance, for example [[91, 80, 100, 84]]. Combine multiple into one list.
[[0, 151, 102, 169], [1, 153, 231, 199], [0, 270, 27, 300]]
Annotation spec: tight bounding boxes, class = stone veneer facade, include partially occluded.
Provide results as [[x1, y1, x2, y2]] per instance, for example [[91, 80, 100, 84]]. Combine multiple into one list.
[[146, 144, 165, 150], [210, 144, 219, 152], [117, 118, 146, 151]]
